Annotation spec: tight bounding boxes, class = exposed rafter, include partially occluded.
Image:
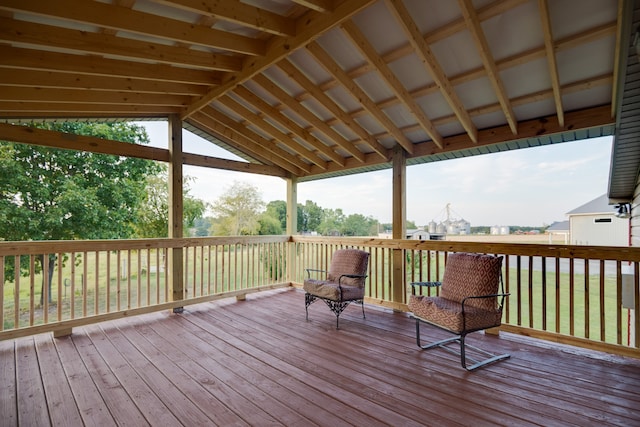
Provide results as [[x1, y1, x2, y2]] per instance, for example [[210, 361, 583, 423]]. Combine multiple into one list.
[[458, 0, 518, 135], [537, 0, 564, 127]]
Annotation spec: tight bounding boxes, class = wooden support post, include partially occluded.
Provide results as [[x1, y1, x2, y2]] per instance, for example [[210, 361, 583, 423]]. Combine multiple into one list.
[[392, 145, 406, 305], [286, 177, 298, 285], [168, 114, 184, 313]]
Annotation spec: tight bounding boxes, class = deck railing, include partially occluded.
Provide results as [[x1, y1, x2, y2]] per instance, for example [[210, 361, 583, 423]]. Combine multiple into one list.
[[2, 235, 640, 358], [0, 236, 288, 339], [291, 236, 640, 358]]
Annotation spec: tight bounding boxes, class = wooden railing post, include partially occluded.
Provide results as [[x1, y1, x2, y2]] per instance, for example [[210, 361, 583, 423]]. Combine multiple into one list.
[[391, 146, 406, 304], [168, 114, 184, 312], [286, 177, 298, 285]]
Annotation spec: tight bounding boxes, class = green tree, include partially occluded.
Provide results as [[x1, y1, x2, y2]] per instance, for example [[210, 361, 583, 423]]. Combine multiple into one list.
[[265, 200, 287, 231], [298, 200, 322, 233], [0, 122, 160, 303], [258, 212, 283, 235], [341, 213, 378, 236], [211, 181, 264, 235], [318, 208, 345, 236], [134, 168, 207, 237]]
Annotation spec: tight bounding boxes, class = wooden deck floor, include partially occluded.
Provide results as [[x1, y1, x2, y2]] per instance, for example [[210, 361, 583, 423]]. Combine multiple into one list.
[[2, 287, 640, 426]]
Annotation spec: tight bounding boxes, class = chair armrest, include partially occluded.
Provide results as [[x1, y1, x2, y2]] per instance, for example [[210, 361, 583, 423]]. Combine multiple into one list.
[[410, 281, 441, 295], [461, 292, 510, 311], [337, 273, 367, 286], [305, 268, 326, 279]]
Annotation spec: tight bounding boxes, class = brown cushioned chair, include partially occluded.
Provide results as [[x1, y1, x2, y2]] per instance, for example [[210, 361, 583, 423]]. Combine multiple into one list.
[[408, 252, 510, 371], [303, 248, 369, 329]]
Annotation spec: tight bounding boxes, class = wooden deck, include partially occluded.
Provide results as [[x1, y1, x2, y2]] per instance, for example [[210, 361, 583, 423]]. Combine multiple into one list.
[[2, 288, 640, 426]]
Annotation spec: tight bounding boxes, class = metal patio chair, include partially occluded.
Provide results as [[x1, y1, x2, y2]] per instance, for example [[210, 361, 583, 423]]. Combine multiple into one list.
[[408, 252, 510, 371], [303, 248, 369, 329]]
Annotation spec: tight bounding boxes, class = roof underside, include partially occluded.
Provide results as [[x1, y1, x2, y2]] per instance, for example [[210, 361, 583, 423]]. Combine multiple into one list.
[[0, 0, 628, 183]]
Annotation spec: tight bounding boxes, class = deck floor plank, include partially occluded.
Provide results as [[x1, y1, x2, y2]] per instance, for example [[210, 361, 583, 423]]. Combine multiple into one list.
[[15, 339, 50, 426], [0, 340, 17, 426], [33, 334, 83, 427], [4, 288, 640, 426]]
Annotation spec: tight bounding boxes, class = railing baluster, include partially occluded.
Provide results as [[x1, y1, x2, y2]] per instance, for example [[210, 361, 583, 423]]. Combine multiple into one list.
[[569, 258, 575, 337], [584, 259, 590, 339], [599, 259, 605, 342], [29, 255, 35, 326], [555, 257, 560, 334]]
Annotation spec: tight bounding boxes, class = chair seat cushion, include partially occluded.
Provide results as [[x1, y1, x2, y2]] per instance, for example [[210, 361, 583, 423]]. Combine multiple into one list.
[[304, 279, 364, 301], [408, 294, 502, 334]]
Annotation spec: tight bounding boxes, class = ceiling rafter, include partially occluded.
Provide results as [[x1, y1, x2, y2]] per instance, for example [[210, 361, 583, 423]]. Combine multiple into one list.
[[306, 41, 413, 154], [218, 94, 329, 170], [252, 73, 367, 163], [188, 111, 286, 169], [181, 0, 377, 118], [537, 0, 564, 127], [0, 45, 220, 86], [291, 0, 334, 13], [458, 0, 518, 135], [0, 69, 209, 96], [341, 20, 443, 149], [0, 17, 242, 72], [367, 23, 616, 115], [0, 103, 178, 117], [0, 0, 621, 183], [0, 87, 191, 107], [0, 0, 265, 56], [277, 59, 389, 159], [203, 104, 313, 174], [233, 85, 346, 167], [385, 0, 478, 144], [152, 0, 296, 37], [371, 74, 612, 140]]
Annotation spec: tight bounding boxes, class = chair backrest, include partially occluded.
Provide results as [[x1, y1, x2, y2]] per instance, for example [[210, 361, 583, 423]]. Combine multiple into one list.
[[439, 252, 503, 311], [327, 249, 370, 288]]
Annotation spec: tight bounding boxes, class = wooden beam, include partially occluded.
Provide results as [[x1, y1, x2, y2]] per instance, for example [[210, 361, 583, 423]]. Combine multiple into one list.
[[154, 0, 296, 37], [301, 105, 614, 179], [0, 103, 180, 118], [0, 69, 209, 96], [537, 0, 564, 127], [0, 0, 265, 56], [0, 87, 192, 107], [0, 16, 242, 72], [233, 85, 346, 166], [182, 152, 287, 178], [182, 0, 376, 118], [385, 0, 478, 143], [306, 41, 408, 154], [611, 0, 626, 118], [277, 59, 388, 159], [413, 104, 614, 157], [342, 20, 443, 149], [458, 0, 518, 134], [0, 122, 170, 162], [252, 73, 366, 163], [0, 46, 220, 86]]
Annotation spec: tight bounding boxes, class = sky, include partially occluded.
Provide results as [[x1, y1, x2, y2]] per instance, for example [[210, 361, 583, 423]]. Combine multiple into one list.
[[139, 121, 613, 227]]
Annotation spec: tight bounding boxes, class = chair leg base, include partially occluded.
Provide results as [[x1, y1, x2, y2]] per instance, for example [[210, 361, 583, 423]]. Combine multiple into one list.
[[305, 293, 365, 329], [415, 317, 510, 371]]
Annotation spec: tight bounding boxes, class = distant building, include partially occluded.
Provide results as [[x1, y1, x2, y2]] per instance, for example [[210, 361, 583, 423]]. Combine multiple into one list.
[[378, 228, 430, 240], [546, 220, 570, 243], [566, 194, 628, 246]]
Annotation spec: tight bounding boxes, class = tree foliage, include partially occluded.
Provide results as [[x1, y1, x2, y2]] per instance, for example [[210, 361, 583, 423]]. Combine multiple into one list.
[[134, 167, 207, 237], [0, 122, 160, 301], [211, 181, 264, 235]]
